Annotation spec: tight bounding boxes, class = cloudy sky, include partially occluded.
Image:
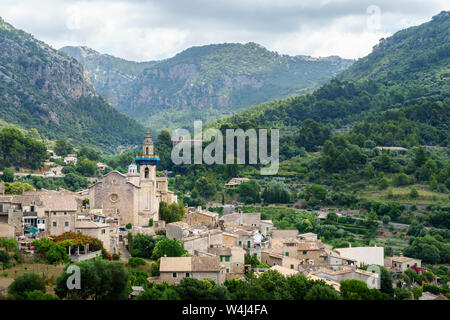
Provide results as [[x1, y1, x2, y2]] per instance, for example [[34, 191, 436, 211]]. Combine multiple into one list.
[[1, 0, 448, 61]]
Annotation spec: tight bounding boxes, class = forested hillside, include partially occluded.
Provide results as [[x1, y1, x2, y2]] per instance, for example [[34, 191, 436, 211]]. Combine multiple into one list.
[[215, 11, 450, 153], [61, 43, 354, 131], [0, 17, 146, 153]]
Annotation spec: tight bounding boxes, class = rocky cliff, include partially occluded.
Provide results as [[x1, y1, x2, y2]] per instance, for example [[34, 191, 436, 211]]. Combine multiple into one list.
[[61, 43, 354, 130]]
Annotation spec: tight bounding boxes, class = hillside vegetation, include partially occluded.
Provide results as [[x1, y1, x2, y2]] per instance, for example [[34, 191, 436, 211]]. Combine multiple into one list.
[[0, 17, 146, 153], [61, 43, 354, 131]]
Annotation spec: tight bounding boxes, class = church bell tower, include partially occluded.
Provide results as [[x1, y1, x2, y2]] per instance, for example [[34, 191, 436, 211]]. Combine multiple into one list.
[[136, 131, 160, 181]]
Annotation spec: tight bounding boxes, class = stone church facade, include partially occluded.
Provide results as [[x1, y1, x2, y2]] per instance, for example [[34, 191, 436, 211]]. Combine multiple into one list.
[[80, 132, 176, 226]]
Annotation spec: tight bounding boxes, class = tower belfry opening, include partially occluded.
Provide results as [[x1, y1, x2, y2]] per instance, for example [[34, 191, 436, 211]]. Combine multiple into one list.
[[136, 131, 160, 181]]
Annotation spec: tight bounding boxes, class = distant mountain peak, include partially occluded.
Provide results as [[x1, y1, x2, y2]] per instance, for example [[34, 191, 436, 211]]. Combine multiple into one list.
[[61, 42, 353, 131]]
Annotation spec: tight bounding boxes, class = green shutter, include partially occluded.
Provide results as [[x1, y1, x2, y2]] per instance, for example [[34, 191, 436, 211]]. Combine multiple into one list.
[[285, 252, 289, 256], [225, 256, 230, 262]]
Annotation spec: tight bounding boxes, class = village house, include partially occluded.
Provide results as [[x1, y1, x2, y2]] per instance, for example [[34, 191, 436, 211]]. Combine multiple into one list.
[[312, 266, 381, 289], [220, 211, 261, 229], [39, 190, 81, 236], [327, 253, 358, 270], [260, 250, 302, 271], [166, 221, 191, 241], [266, 232, 329, 267], [222, 232, 239, 247], [271, 229, 299, 239], [64, 154, 78, 165], [385, 256, 422, 273], [208, 246, 246, 278], [225, 177, 250, 187], [158, 256, 226, 285], [47, 149, 61, 160], [307, 274, 341, 292], [183, 229, 223, 255], [260, 220, 273, 236], [269, 265, 299, 276], [298, 232, 318, 241], [0, 222, 14, 238], [96, 163, 107, 171], [334, 246, 384, 267], [297, 241, 328, 266], [185, 206, 219, 228], [0, 189, 82, 237], [75, 220, 112, 253]]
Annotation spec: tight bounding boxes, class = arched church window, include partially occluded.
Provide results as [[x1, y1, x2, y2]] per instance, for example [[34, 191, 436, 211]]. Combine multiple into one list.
[[146, 147, 149, 155], [145, 167, 149, 179]]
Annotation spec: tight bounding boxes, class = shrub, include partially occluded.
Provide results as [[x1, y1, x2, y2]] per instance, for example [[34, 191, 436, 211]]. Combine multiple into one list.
[[46, 245, 69, 265], [55, 258, 129, 300], [150, 260, 160, 277], [128, 257, 146, 268], [394, 287, 411, 300], [8, 273, 46, 299], [409, 188, 419, 199], [156, 230, 166, 236], [126, 223, 132, 230], [24, 290, 59, 300], [0, 250, 10, 264], [152, 238, 186, 260], [412, 287, 423, 299], [0, 238, 18, 251]]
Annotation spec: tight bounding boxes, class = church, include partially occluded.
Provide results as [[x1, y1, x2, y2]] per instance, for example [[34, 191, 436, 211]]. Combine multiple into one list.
[[80, 132, 176, 226]]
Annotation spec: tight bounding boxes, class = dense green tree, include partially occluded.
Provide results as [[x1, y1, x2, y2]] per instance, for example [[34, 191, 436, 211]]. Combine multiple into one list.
[[195, 177, 217, 198], [175, 278, 216, 300], [76, 158, 98, 177], [0, 128, 46, 169], [8, 273, 46, 299], [54, 139, 74, 157], [262, 181, 291, 204], [380, 267, 394, 297], [78, 147, 101, 161], [2, 167, 14, 182], [340, 280, 389, 300], [159, 201, 185, 223], [304, 284, 340, 300], [238, 179, 261, 204], [129, 234, 160, 259], [152, 238, 186, 260], [394, 287, 411, 300], [55, 258, 129, 300]]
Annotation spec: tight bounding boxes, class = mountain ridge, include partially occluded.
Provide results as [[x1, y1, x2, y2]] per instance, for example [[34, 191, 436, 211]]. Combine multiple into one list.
[[60, 42, 354, 131], [215, 11, 449, 134], [0, 17, 146, 153]]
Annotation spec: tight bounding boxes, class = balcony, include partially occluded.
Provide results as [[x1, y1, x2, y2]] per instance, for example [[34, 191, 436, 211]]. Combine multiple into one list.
[[135, 154, 160, 165], [23, 211, 38, 217]]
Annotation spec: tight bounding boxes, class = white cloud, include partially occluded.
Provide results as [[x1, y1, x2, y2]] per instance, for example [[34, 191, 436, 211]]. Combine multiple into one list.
[[0, 0, 448, 61]]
